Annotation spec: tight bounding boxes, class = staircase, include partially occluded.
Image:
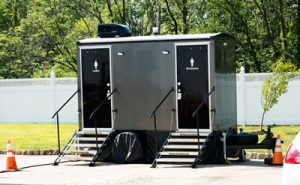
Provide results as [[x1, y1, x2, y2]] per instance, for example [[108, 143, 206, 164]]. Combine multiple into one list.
[[54, 130, 113, 166], [151, 131, 210, 168]]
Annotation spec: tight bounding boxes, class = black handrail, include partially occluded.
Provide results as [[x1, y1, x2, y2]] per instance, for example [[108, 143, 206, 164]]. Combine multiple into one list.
[[150, 87, 175, 118], [192, 86, 215, 118], [192, 86, 215, 153], [52, 90, 79, 119], [151, 108, 175, 168], [89, 88, 117, 149], [149, 87, 175, 155], [52, 89, 79, 153]]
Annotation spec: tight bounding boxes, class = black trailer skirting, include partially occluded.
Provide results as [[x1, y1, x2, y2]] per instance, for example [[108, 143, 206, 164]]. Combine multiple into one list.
[[99, 131, 169, 163]]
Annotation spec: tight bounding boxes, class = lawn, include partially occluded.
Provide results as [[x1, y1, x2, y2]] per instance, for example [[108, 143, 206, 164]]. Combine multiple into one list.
[[0, 124, 298, 153], [0, 123, 77, 151]]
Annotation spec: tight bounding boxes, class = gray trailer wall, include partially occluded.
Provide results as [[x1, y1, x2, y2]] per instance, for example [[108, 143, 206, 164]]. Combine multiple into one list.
[[213, 40, 237, 130], [77, 35, 237, 132], [111, 42, 177, 131]]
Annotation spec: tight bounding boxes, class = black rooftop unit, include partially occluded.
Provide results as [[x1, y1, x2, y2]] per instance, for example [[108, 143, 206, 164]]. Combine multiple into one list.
[[98, 24, 132, 38]]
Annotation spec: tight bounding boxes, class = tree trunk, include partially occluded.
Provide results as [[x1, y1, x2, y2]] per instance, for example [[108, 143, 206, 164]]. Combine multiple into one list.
[[122, 0, 126, 24], [82, 18, 92, 37], [156, 0, 161, 33], [113, 0, 124, 23], [106, 0, 115, 22], [253, 0, 279, 60], [278, 0, 288, 57], [222, 0, 262, 72], [164, 0, 178, 34], [260, 109, 266, 131], [297, 0, 300, 66], [245, 30, 261, 72], [182, 0, 189, 34]]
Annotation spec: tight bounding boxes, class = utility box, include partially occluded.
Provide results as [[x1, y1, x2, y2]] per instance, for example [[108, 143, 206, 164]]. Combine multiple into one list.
[[77, 33, 236, 133]]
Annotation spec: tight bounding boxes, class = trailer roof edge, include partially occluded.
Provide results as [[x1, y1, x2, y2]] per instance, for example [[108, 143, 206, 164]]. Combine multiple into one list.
[[77, 32, 233, 45]]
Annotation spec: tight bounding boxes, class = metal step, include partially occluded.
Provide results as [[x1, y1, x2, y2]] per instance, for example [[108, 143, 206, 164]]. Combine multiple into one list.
[[64, 150, 97, 155], [163, 145, 200, 149], [159, 151, 198, 156], [68, 143, 102, 148], [76, 130, 110, 135], [72, 137, 106, 142], [156, 158, 195, 163], [168, 138, 205, 143], [171, 132, 210, 137], [61, 155, 93, 161]]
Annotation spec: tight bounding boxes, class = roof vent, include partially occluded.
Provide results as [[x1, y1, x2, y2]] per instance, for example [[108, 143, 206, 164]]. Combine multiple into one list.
[[98, 24, 132, 38], [152, 27, 159, 35]]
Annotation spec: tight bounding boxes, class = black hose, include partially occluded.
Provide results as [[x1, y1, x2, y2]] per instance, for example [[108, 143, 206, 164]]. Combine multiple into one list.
[[0, 161, 69, 173]]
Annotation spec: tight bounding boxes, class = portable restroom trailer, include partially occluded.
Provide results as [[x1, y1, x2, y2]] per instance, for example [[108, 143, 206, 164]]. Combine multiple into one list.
[[78, 33, 236, 130], [56, 32, 237, 167]]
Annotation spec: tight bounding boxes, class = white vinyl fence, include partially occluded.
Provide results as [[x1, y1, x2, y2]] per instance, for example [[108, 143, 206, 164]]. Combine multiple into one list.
[[0, 73, 77, 123], [0, 69, 300, 125], [237, 67, 300, 125]]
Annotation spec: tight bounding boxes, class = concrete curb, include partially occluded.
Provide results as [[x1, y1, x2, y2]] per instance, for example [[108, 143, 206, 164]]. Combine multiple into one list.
[[0, 150, 59, 155], [0, 150, 279, 159], [246, 152, 269, 160]]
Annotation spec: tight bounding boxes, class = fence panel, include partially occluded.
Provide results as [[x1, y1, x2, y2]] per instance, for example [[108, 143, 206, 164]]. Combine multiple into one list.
[[0, 70, 300, 125], [237, 68, 300, 125], [0, 76, 77, 123]]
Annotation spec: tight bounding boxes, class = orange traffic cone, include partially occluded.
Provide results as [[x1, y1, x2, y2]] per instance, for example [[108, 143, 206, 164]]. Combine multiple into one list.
[[272, 134, 283, 165], [6, 140, 18, 171]]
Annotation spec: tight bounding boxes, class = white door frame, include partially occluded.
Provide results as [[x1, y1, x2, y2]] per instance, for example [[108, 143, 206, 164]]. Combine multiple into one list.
[[79, 45, 113, 131]]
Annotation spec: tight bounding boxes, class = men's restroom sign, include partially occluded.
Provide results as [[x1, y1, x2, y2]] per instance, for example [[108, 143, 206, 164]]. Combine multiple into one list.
[[92, 60, 100, 72], [186, 57, 199, 71]]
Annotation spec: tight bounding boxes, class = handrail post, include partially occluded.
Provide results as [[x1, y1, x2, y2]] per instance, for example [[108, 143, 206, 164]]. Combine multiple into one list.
[[196, 113, 200, 153], [149, 87, 174, 156], [94, 114, 99, 150], [89, 88, 117, 151], [56, 114, 61, 153], [154, 113, 157, 132], [51, 90, 78, 157], [154, 113, 157, 153], [192, 86, 215, 156], [149, 87, 175, 118]]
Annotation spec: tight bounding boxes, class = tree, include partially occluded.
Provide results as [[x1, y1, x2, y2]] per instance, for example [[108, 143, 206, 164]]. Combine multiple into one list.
[[260, 59, 299, 131], [0, 0, 29, 31], [205, 0, 300, 72], [1, 0, 300, 78]]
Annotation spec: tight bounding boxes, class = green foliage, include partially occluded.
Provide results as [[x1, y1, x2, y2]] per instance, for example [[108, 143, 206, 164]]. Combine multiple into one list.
[[260, 59, 299, 129], [32, 64, 76, 78], [261, 59, 299, 112], [1, 0, 300, 78]]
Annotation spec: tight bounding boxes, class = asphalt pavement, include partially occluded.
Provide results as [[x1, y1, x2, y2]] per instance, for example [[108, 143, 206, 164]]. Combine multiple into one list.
[[0, 155, 282, 185]]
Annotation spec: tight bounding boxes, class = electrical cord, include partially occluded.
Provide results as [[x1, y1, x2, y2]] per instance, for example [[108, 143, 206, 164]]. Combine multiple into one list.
[[0, 161, 69, 173]]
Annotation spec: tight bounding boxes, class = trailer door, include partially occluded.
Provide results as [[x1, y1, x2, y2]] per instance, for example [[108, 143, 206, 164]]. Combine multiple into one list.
[[80, 46, 112, 129], [176, 43, 210, 131]]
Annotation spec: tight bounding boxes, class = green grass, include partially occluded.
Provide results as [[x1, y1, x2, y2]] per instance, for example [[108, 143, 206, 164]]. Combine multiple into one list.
[[0, 124, 298, 153], [0, 123, 77, 150], [239, 125, 300, 153]]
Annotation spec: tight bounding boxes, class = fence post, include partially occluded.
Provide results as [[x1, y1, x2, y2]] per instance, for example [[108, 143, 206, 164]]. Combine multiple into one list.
[[239, 66, 246, 125], [51, 71, 56, 123]]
